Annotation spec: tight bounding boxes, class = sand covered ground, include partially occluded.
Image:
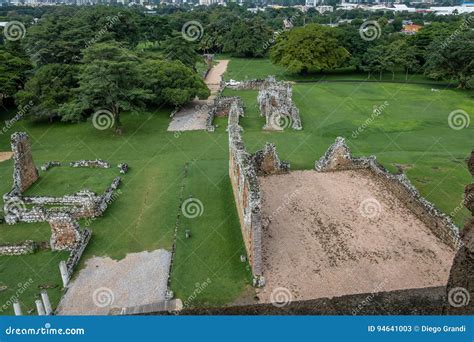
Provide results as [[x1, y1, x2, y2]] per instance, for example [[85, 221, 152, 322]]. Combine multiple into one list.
[[257, 169, 456, 303]]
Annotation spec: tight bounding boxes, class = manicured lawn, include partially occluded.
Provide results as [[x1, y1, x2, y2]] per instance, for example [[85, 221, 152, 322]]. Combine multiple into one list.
[[0, 56, 472, 315]]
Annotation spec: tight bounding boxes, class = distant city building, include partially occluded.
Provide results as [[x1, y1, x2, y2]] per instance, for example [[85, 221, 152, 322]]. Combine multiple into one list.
[[401, 23, 422, 34], [315, 5, 333, 13], [199, 0, 224, 5]]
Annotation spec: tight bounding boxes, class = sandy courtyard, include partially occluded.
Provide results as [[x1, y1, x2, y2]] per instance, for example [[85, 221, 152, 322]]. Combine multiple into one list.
[[257, 170, 456, 303], [57, 249, 171, 315]]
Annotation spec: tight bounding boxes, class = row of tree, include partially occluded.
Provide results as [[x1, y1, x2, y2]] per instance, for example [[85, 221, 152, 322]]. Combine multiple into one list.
[[269, 19, 474, 88]]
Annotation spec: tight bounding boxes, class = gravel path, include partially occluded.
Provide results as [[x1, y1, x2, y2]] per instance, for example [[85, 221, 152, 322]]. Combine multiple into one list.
[[257, 170, 455, 303], [57, 249, 171, 315], [168, 60, 229, 132]]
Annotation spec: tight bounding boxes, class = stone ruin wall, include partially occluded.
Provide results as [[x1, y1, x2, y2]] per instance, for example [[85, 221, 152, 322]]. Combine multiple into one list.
[[10, 132, 39, 193], [257, 77, 302, 131], [4, 177, 121, 226], [0, 240, 37, 256], [223, 79, 265, 91], [315, 137, 461, 250], [227, 97, 290, 286], [206, 96, 244, 132], [444, 151, 474, 314], [228, 123, 264, 284]]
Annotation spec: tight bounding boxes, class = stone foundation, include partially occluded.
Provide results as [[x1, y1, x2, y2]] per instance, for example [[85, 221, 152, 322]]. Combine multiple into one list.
[[0, 240, 37, 256]]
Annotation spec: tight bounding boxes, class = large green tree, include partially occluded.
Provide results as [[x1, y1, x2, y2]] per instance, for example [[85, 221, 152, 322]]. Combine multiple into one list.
[[61, 42, 153, 133], [16, 64, 77, 121], [140, 59, 209, 108], [161, 33, 202, 70], [222, 18, 273, 58], [424, 30, 474, 88], [269, 24, 349, 74]]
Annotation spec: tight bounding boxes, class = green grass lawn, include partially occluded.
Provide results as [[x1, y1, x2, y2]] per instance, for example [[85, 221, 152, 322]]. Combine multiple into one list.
[[0, 56, 472, 315]]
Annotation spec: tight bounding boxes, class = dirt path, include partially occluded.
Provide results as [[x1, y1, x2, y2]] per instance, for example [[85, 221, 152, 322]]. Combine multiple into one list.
[[0, 152, 13, 163], [257, 170, 455, 303], [56, 249, 171, 315], [167, 60, 229, 132]]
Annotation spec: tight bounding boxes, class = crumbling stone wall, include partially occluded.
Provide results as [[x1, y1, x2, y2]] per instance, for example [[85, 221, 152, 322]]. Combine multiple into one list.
[[315, 137, 461, 250], [206, 96, 244, 132], [444, 151, 474, 314], [49, 213, 82, 251], [229, 124, 264, 284], [11, 132, 39, 193], [252, 143, 290, 176], [0, 240, 37, 256], [225, 79, 265, 90], [227, 97, 289, 286], [65, 228, 92, 276], [4, 177, 121, 225], [257, 77, 302, 131]]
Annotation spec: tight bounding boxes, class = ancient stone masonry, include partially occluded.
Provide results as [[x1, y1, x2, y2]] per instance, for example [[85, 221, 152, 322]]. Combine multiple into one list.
[[444, 151, 474, 314], [65, 228, 92, 278], [227, 97, 289, 287], [0, 240, 37, 256], [316, 137, 461, 250], [10, 132, 39, 193], [257, 77, 302, 131], [225, 79, 265, 90], [70, 159, 110, 168], [251, 143, 290, 176], [206, 96, 244, 132], [40, 161, 61, 172], [49, 213, 82, 251]]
